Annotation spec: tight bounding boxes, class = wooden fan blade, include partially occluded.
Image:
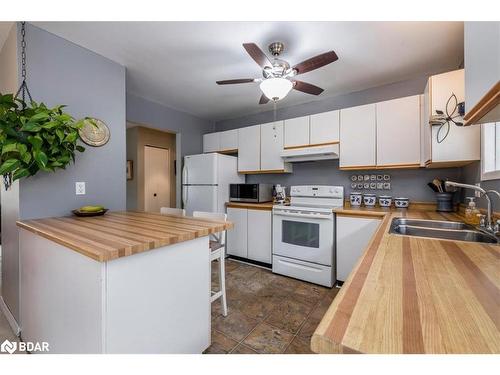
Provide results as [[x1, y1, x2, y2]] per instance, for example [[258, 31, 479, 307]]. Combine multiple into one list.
[[216, 79, 255, 85], [293, 80, 324, 95], [259, 94, 270, 105], [243, 43, 272, 68], [292, 51, 338, 75]]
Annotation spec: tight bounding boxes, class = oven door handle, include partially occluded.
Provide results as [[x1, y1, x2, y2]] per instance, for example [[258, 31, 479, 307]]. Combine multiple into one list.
[[273, 211, 333, 220]]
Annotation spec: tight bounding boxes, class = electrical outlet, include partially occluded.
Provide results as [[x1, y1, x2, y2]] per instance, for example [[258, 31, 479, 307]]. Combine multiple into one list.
[[75, 182, 86, 195]]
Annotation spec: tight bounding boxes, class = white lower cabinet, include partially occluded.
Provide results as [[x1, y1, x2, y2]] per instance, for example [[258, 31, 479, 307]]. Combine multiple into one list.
[[336, 215, 381, 282], [227, 207, 272, 264], [226, 207, 248, 258], [247, 209, 272, 263]]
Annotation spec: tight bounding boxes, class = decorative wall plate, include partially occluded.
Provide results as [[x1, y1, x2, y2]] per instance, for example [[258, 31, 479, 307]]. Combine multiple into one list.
[[79, 118, 110, 147]]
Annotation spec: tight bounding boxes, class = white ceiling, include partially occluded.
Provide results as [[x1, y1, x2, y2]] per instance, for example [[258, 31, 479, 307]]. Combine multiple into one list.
[[31, 22, 463, 121]]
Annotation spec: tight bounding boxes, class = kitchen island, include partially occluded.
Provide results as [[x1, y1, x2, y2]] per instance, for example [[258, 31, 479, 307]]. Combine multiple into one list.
[[312, 206, 500, 354], [17, 211, 232, 354]]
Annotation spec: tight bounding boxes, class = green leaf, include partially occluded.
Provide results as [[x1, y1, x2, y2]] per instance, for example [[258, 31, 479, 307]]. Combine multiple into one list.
[[21, 151, 31, 164], [55, 128, 65, 142], [76, 145, 85, 152], [30, 112, 49, 122], [2, 143, 19, 155], [41, 121, 59, 129], [17, 143, 28, 155], [27, 135, 43, 150], [0, 159, 20, 175], [64, 131, 78, 143], [20, 122, 42, 132], [12, 168, 30, 181], [33, 150, 48, 168]]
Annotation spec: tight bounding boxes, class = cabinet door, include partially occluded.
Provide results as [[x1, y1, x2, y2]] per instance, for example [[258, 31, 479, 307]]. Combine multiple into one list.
[[237, 125, 261, 172], [336, 216, 380, 282], [247, 209, 272, 264], [376, 95, 421, 167], [226, 208, 248, 258], [284, 116, 310, 148], [310, 110, 340, 145], [203, 133, 220, 153], [339, 104, 376, 168], [219, 129, 238, 152], [260, 121, 285, 171]]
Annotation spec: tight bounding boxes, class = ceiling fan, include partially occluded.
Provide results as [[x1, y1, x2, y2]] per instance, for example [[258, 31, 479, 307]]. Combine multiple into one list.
[[216, 42, 338, 104]]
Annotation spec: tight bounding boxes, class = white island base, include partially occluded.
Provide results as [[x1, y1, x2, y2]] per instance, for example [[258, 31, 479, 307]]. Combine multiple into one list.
[[19, 229, 211, 354]]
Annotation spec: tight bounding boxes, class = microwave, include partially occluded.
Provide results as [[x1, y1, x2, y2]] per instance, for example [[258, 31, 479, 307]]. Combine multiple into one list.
[[229, 183, 273, 203]]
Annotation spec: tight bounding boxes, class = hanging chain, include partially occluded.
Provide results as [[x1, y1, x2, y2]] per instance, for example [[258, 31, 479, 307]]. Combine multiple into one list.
[[15, 21, 33, 108]]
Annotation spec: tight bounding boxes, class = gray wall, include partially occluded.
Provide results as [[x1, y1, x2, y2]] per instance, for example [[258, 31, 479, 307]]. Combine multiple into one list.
[[464, 22, 500, 111], [126, 93, 214, 158], [0, 24, 20, 322], [18, 24, 127, 220], [216, 75, 428, 130], [460, 22, 500, 209], [247, 160, 462, 203]]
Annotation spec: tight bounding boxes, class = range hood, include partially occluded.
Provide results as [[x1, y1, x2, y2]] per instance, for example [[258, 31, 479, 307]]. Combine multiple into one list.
[[280, 144, 339, 162]]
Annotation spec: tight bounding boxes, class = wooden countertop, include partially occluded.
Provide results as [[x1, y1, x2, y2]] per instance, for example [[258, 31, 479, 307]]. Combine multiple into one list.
[[312, 208, 500, 354], [17, 211, 232, 262]]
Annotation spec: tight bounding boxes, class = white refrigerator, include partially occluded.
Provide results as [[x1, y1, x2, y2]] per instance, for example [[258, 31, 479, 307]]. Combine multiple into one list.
[[182, 153, 244, 216]]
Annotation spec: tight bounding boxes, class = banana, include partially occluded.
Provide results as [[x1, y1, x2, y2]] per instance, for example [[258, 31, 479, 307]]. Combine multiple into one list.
[[79, 205, 105, 213]]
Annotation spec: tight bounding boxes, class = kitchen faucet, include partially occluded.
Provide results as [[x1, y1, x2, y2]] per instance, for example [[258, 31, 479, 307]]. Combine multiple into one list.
[[444, 181, 497, 233]]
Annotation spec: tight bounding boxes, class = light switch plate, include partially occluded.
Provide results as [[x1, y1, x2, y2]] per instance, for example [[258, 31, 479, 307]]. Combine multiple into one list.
[[76, 182, 86, 195]]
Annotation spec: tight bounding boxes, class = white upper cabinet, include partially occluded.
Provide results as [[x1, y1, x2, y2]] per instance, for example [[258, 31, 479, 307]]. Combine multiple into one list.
[[260, 121, 292, 172], [284, 116, 310, 148], [202, 133, 219, 153], [424, 69, 480, 166], [310, 110, 340, 145], [219, 129, 238, 152], [376, 95, 421, 167], [339, 104, 377, 169], [237, 125, 261, 172]]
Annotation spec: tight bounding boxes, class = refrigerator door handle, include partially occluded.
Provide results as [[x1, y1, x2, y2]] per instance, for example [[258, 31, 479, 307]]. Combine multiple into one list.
[[182, 164, 188, 207]]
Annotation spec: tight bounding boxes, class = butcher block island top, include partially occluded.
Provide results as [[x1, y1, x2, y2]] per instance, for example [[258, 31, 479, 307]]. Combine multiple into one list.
[[312, 207, 500, 354], [17, 211, 232, 262]]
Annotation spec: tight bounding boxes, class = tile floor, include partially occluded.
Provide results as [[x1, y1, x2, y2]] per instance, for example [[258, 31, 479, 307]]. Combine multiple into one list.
[[205, 259, 339, 354]]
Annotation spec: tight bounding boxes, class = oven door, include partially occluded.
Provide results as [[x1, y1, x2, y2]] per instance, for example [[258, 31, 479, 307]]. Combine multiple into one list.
[[272, 207, 334, 266]]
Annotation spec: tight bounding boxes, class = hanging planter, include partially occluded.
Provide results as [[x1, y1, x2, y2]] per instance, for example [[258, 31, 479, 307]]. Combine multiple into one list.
[[0, 22, 88, 190]]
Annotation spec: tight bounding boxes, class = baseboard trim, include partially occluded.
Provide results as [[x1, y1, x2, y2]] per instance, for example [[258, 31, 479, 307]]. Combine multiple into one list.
[[227, 255, 271, 269], [0, 295, 20, 337]]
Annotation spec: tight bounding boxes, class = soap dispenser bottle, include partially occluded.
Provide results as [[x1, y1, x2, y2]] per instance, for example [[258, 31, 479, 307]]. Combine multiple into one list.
[[464, 197, 480, 225]]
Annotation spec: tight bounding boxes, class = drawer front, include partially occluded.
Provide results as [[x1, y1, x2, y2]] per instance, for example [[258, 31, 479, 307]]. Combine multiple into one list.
[[272, 255, 334, 287]]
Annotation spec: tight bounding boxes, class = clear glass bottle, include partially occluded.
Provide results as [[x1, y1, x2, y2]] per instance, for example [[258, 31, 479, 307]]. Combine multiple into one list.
[[464, 197, 481, 225]]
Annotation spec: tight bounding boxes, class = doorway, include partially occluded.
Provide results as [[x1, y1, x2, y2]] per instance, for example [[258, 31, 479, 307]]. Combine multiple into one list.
[[126, 124, 178, 212], [144, 146, 170, 212]]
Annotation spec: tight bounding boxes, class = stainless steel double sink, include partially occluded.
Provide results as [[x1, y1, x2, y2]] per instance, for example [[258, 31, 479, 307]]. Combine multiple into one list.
[[389, 218, 499, 244]]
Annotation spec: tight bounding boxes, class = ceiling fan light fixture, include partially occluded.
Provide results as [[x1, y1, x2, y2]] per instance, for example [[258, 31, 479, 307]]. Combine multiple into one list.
[[259, 78, 293, 102]]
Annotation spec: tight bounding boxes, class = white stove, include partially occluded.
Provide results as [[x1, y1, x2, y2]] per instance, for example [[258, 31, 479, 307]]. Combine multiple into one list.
[[272, 185, 344, 287]]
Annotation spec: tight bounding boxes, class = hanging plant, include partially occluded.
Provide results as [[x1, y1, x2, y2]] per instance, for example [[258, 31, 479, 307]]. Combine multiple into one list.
[[0, 93, 87, 189]]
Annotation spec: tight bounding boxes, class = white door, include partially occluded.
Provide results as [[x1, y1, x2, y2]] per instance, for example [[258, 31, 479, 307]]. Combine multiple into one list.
[[247, 209, 272, 263], [183, 185, 217, 216], [144, 146, 170, 212], [226, 208, 248, 258], [183, 154, 217, 185], [339, 104, 376, 168], [310, 110, 340, 145], [219, 129, 238, 152], [336, 216, 380, 281], [284, 116, 310, 148], [260, 121, 285, 171], [376, 95, 421, 166], [238, 125, 261, 172], [203, 133, 220, 153]]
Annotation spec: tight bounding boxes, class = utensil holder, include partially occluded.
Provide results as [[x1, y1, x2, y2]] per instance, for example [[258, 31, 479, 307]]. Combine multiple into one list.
[[435, 192, 454, 212]]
